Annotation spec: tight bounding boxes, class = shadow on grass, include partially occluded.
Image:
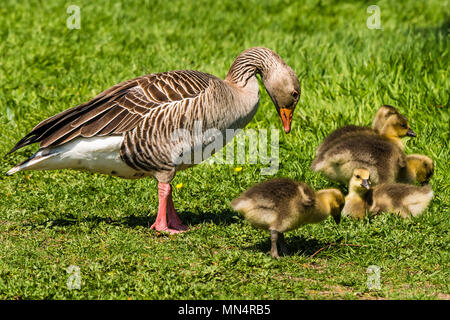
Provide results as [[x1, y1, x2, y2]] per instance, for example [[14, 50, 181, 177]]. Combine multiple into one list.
[[23, 209, 240, 230], [244, 234, 333, 257]]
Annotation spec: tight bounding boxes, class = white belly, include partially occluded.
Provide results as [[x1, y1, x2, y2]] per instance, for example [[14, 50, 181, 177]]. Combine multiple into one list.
[[15, 136, 147, 179]]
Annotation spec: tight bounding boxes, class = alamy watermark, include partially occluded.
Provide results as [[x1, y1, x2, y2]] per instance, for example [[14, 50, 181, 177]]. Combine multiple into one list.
[[366, 265, 381, 290], [67, 5, 81, 30], [367, 5, 382, 30], [170, 121, 280, 175], [66, 265, 81, 290]]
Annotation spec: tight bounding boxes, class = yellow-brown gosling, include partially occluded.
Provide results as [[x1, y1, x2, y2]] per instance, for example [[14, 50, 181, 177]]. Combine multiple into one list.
[[343, 168, 434, 219], [342, 168, 371, 219], [311, 130, 407, 185], [231, 178, 344, 258], [397, 154, 434, 185], [315, 105, 413, 157], [311, 105, 417, 185], [367, 182, 434, 218]]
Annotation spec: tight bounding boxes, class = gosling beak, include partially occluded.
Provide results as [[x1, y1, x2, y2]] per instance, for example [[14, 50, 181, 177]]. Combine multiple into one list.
[[361, 179, 370, 190], [406, 128, 417, 137], [279, 108, 293, 134]]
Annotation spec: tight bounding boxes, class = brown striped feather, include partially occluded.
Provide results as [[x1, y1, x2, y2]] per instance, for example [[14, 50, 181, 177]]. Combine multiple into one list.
[[7, 70, 213, 155]]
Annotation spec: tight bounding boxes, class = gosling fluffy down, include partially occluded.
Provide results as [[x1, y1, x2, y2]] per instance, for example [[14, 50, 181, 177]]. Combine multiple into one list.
[[368, 183, 434, 218], [311, 105, 417, 185], [343, 168, 433, 219], [311, 133, 406, 185], [315, 105, 413, 157], [231, 178, 344, 258]]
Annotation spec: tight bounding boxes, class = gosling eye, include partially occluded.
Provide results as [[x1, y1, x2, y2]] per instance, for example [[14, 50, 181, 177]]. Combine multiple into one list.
[[356, 175, 361, 179], [401, 123, 408, 129], [291, 91, 299, 99]]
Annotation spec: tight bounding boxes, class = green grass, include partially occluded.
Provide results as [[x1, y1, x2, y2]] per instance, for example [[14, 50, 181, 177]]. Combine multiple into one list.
[[0, 0, 449, 299]]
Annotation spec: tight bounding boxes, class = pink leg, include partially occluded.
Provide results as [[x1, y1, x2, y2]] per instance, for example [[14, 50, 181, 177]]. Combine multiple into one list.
[[167, 193, 188, 231], [150, 182, 188, 234]]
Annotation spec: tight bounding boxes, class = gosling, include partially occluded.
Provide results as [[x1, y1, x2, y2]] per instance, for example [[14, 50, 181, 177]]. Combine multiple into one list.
[[315, 105, 414, 157], [312, 105, 417, 185], [342, 168, 371, 219], [343, 168, 434, 219], [311, 132, 406, 185], [231, 178, 344, 258], [368, 182, 434, 218], [398, 154, 434, 185]]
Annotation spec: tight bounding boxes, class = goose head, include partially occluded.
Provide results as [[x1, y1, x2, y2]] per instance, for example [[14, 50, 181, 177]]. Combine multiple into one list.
[[226, 47, 301, 134], [262, 64, 301, 134], [350, 168, 371, 194]]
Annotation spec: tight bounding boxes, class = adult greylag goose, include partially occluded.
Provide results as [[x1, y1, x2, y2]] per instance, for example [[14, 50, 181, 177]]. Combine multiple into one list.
[[5, 47, 301, 234]]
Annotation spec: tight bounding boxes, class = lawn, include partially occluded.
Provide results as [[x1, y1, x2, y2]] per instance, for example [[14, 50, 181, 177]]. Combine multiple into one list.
[[0, 0, 448, 299]]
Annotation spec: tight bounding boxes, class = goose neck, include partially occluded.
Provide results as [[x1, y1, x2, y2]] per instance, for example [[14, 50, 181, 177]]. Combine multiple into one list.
[[225, 47, 280, 87]]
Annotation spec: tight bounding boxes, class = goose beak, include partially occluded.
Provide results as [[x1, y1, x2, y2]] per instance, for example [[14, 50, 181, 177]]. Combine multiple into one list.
[[279, 108, 293, 134], [406, 128, 417, 137], [361, 179, 371, 190]]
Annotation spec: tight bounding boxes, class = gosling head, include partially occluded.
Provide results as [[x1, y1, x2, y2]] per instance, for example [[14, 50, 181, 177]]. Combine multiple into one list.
[[328, 189, 345, 224], [372, 105, 400, 132], [406, 154, 434, 185], [373, 105, 416, 139], [350, 168, 371, 194], [318, 189, 345, 224], [379, 112, 416, 140]]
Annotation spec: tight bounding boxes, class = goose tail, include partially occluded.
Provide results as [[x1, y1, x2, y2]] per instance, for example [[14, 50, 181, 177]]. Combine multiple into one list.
[[6, 149, 57, 176]]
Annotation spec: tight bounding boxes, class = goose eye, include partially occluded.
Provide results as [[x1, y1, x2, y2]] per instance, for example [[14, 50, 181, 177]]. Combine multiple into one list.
[[291, 91, 299, 99]]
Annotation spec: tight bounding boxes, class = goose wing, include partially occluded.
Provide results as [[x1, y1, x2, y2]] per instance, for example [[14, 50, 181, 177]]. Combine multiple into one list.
[[7, 70, 215, 155]]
